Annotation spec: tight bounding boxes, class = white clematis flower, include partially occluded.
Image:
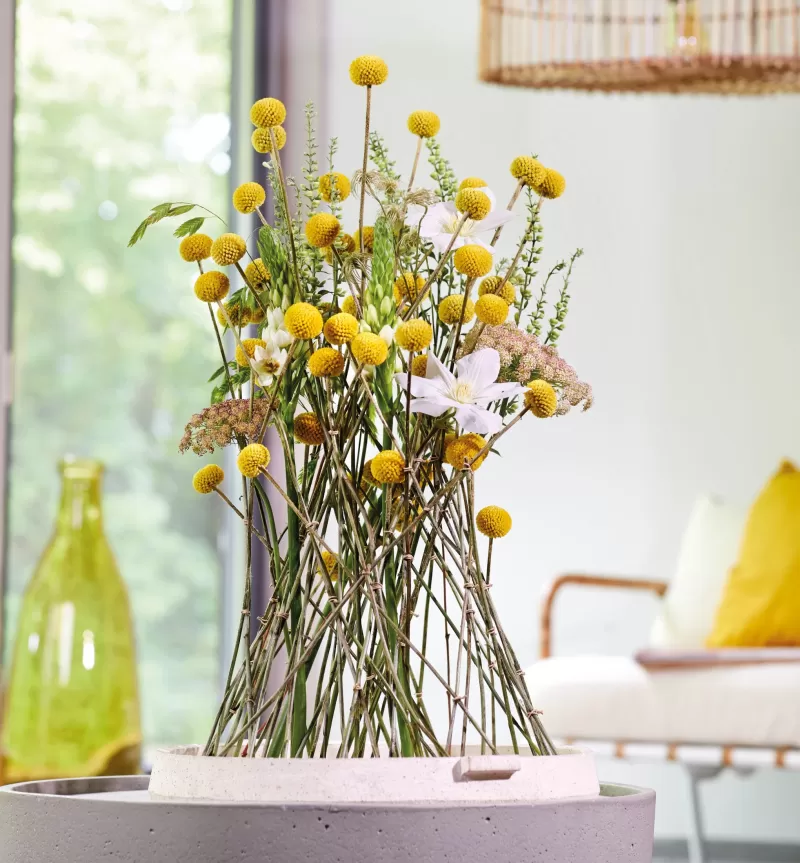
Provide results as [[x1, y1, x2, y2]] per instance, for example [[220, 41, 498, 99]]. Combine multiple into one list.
[[406, 189, 514, 253], [395, 348, 523, 435], [252, 308, 291, 387]]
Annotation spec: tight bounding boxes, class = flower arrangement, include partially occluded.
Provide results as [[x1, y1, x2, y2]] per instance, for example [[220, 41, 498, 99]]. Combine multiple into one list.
[[131, 55, 591, 760]]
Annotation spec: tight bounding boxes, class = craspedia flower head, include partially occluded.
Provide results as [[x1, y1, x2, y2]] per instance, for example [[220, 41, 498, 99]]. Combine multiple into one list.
[[233, 182, 266, 214], [453, 244, 493, 279], [244, 257, 270, 289], [324, 232, 356, 265], [394, 272, 425, 302], [353, 226, 374, 253], [218, 301, 248, 329], [438, 293, 475, 325], [250, 97, 286, 128], [305, 212, 341, 248], [319, 172, 352, 203], [407, 110, 440, 138], [194, 271, 230, 303], [179, 233, 212, 262], [445, 433, 488, 471], [478, 275, 515, 305], [341, 294, 358, 317], [248, 307, 265, 325], [411, 354, 428, 377], [525, 379, 558, 418], [350, 332, 388, 366], [319, 550, 339, 583], [193, 464, 224, 494], [308, 346, 345, 377], [371, 450, 405, 484], [475, 293, 509, 326], [395, 319, 433, 352], [235, 337, 266, 368], [510, 155, 547, 188], [459, 177, 487, 191], [455, 189, 491, 221], [323, 312, 359, 346], [294, 412, 325, 446], [537, 168, 566, 200], [251, 126, 286, 153], [211, 233, 247, 266], [349, 55, 389, 86], [236, 443, 271, 478], [476, 505, 512, 539], [284, 302, 323, 339]]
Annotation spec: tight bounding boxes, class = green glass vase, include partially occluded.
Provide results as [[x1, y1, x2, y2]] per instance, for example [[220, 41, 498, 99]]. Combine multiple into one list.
[[1, 458, 141, 782]]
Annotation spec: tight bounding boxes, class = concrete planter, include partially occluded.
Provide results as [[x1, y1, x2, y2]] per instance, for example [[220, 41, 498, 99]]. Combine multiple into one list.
[[1, 771, 655, 862]]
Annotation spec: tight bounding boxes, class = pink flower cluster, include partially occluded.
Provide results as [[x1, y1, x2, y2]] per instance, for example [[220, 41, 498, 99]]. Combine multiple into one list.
[[180, 399, 270, 456], [468, 324, 593, 415]]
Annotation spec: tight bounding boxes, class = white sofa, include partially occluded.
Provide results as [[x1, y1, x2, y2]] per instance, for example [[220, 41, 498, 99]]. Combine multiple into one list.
[[526, 497, 800, 863]]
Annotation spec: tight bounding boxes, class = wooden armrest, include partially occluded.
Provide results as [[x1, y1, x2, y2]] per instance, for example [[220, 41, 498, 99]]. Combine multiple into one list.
[[636, 647, 800, 671], [540, 574, 668, 659]]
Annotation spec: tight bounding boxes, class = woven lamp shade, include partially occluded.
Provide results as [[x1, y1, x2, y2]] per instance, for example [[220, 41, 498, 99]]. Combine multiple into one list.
[[479, 0, 800, 93]]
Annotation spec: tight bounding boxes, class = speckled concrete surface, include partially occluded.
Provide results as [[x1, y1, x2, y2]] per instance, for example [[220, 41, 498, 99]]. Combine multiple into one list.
[[0, 776, 655, 862]]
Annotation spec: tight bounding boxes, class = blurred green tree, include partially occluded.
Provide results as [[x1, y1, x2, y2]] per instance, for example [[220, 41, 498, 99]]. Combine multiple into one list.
[[7, 0, 232, 747]]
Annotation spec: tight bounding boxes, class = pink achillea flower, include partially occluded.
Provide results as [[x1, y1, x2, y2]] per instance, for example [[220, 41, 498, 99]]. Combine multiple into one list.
[[462, 323, 593, 415], [180, 399, 270, 456]]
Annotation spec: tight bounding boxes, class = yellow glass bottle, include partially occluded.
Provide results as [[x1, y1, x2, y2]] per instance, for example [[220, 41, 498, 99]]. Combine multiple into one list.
[[1, 458, 141, 781]]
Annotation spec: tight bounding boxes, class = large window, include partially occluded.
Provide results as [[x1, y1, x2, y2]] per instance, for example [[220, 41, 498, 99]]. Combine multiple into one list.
[[8, 0, 232, 747]]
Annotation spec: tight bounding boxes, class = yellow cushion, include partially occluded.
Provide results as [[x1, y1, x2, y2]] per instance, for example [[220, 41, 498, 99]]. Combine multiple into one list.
[[707, 461, 800, 647]]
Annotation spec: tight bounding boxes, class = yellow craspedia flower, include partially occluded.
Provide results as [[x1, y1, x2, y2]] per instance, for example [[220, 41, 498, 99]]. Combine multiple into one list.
[[211, 233, 247, 266], [194, 270, 230, 303], [252, 126, 286, 153], [179, 233, 212, 262], [510, 155, 547, 188], [478, 275, 515, 305], [244, 258, 270, 289], [319, 172, 352, 203], [395, 319, 432, 352], [249, 307, 265, 325], [453, 244, 493, 279], [445, 433, 488, 471], [250, 97, 286, 128], [323, 312, 359, 345], [371, 450, 405, 484], [194, 270, 231, 303], [318, 550, 339, 583], [323, 232, 356, 265], [305, 213, 341, 248], [459, 177, 487, 190], [350, 332, 388, 366], [235, 337, 266, 368], [294, 412, 325, 446], [476, 505, 512, 539], [525, 379, 558, 418], [341, 294, 358, 317], [394, 272, 425, 302], [237, 443, 271, 478], [218, 301, 248, 329], [536, 168, 566, 200], [308, 346, 345, 377], [233, 182, 266, 214], [475, 293, 509, 326], [349, 55, 389, 86], [284, 302, 324, 339], [438, 293, 475, 325], [455, 189, 491, 221], [353, 226, 374, 253], [193, 464, 224, 494], [407, 110, 440, 138], [411, 354, 428, 377]]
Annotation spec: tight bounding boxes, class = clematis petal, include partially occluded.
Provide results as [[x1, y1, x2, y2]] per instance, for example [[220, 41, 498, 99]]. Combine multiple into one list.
[[396, 372, 450, 399], [455, 348, 501, 393], [454, 404, 503, 435], [408, 397, 456, 418], [425, 351, 457, 389], [478, 209, 516, 232], [474, 381, 525, 404]]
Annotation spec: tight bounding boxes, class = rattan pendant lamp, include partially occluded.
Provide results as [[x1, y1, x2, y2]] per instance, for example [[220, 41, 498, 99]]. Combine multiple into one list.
[[479, 0, 800, 93]]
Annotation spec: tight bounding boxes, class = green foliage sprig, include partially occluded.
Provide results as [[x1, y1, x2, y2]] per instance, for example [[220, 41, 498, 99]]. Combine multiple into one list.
[[128, 202, 219, 247], [545, 249, 583, 346], [424, 136, 457, 201]]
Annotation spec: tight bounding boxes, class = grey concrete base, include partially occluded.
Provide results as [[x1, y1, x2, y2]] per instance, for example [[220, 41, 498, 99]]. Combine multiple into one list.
[[0, 776, 656, 862]]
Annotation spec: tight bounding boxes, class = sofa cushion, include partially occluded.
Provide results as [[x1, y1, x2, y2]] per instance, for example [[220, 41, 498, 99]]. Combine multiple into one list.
[[526, 655, 800, 747], [649, 496, 746, 649]]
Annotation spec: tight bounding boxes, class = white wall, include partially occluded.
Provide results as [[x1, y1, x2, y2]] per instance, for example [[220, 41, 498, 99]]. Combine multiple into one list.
[[327, 0, 800, 842]]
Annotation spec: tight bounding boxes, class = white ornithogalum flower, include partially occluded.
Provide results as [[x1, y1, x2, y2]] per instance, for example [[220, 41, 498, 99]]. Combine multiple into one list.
[[405, 190, 514, 253], [378, 324, 395, 348], [396, 348, 523, 435], [252, 307, 291, 386]]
